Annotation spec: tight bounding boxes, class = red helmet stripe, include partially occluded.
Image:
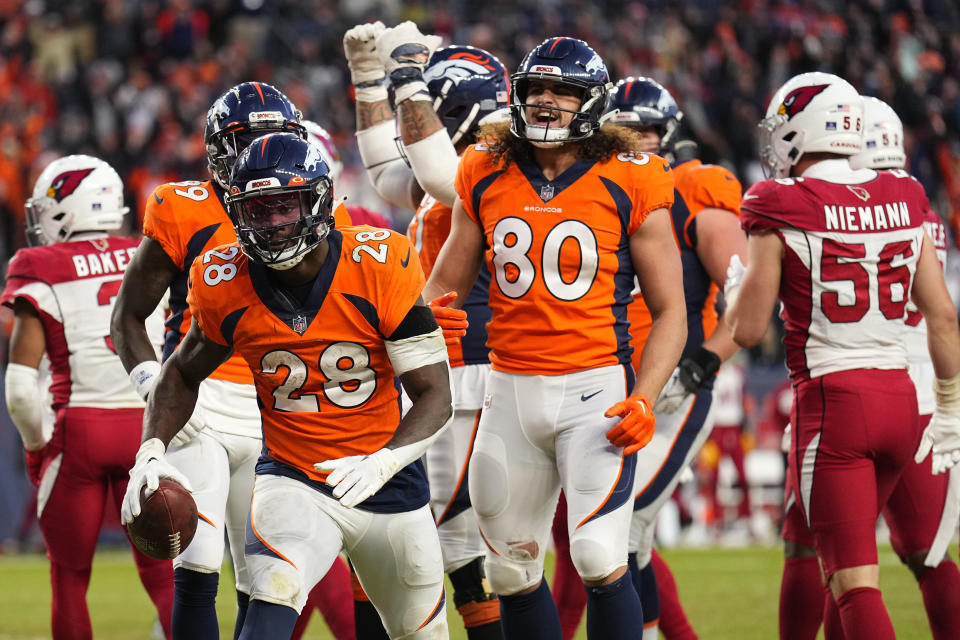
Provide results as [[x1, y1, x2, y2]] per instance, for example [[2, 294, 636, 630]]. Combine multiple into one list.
[[253, 82, 266, 104], [260, 135, 271, 157], [547, 37, 564, 54], [623, 80, 634, 100]]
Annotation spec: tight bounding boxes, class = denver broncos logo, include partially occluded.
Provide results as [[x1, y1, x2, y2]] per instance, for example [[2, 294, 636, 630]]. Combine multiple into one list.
[[449, 50, 497, 71], [777, 84, 829, 120], [46, 168, 96, 202]]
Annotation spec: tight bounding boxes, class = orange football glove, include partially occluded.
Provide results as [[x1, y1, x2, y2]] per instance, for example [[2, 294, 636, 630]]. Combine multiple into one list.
[[604, 394, 656, 455], [429, 291, 468, 348]]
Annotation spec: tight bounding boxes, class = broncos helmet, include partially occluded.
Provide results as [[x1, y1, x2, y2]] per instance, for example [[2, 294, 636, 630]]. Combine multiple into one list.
[[607, 77, 683, 154], [226, 133, 334, 270], [424, 46, 510, 145], [205, 82, 306, 190], [510, 37, 610, 146], [25, 154, 128, 246]]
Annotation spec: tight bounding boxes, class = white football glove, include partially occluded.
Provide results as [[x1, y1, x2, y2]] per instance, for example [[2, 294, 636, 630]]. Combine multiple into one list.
[[723, 254, 746, 308], [121, 438, 193, 525], [915, 374, 960, 475], [375, 21, 441, 103], [169, 407, 208, 448], [344, 21, 387, 99], [314, 448, 400, 508]]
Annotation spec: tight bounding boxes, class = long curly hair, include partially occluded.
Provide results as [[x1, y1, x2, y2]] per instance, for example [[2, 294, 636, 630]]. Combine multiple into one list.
[[476, 121, 646, 169]]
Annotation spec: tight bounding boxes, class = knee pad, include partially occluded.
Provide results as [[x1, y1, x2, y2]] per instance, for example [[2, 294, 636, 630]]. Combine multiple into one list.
[[570, 536, 622, 583], [467, 447, 509, 520], [247, 555, 305, 612], [484, 552, 540, 596]]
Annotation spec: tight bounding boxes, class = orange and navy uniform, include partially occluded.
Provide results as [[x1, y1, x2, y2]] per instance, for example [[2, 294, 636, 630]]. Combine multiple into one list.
[[143, 180, 351, 383], [455, 144, 674, 375], [186, 227, 429, 512], [627, 159, 741, 373], [409, 192, 491, 368]]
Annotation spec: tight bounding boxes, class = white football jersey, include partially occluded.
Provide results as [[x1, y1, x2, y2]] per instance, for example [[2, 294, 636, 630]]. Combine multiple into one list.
[[903, 204, 949, 414], [2, 235, 165, 410], [741, 161, 929, 382]]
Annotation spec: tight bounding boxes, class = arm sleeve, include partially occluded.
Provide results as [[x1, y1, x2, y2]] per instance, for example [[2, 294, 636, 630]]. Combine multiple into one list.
[[356, 121, 419, 210], [403, 129, 460, 207]]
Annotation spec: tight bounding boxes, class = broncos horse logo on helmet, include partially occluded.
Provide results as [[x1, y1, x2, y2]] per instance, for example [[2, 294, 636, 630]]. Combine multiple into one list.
[[226, 132, 334, 271], [204, 82, 306, 190], [424, 46, 509, 146]]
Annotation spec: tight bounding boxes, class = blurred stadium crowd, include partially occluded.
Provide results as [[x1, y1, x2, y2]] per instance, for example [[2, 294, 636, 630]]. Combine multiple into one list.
[[1, 0, 960, 547]]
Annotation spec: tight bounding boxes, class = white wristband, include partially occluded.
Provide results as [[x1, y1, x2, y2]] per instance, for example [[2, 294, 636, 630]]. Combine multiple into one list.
[[130, 360, 162, 401], [355, 83, 389, 103], [394, 80, 431, 104], [136, 437, 167, 463]]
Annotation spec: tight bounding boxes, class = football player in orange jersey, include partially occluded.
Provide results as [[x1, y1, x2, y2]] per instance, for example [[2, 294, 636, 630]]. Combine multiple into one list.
[[121, 132, 453, 640], [348, 20, 507, 640], [612, 77, 746, 640], [423, 38, 687, 640], [112, 82, 313, 639]]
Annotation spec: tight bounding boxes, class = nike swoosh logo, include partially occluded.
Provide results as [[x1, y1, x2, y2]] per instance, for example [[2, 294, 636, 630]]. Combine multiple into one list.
[[663, 164, 670, 171], [154, 193, 164, 204], [742, 194, 758, 200], [400, 248, 411, 267], [581, 390, 602, 402]]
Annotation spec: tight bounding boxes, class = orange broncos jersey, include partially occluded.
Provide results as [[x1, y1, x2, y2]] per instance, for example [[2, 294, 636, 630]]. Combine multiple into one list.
[[627, 159, 741, 374], [143, 181, 352, 385], [187, 227, 425, 487], [456, 144, 674, 375]]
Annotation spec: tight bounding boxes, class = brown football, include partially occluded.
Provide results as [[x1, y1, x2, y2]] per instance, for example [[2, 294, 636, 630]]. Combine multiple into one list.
[[126, 478, 198, 560]]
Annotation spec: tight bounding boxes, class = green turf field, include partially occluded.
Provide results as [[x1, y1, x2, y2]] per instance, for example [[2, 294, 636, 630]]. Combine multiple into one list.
[[0, 544, 937, 639]]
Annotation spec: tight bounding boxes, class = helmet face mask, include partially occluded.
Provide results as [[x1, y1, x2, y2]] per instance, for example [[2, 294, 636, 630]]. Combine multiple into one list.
[[205, 82, 306, 190], [758, 72, 863, 179], [25, 155, 128, 245], [227, 133, 334, 271], [509, 37, 610, 147]]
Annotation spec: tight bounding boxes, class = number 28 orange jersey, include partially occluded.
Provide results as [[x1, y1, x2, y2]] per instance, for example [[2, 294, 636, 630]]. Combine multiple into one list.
[[186, 227, 428, 510], [456, 144, 674, 375]]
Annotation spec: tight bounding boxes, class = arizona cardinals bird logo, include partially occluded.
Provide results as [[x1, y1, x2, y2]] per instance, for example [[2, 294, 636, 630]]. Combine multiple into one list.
[[46, 168, 96, 202], [777, 84, 829, 120]]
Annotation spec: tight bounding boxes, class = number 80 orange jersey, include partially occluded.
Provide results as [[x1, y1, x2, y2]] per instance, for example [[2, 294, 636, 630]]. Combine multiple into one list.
[[455, 144, 675, 375], [186, 228, 425, 487]]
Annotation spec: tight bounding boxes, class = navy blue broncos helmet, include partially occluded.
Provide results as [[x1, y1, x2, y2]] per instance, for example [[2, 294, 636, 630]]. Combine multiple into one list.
[[226, 132, 333, 270], [607, 77, 683, 155], [424, 46, 510, 145], [205, 82, 306, 190], [510, 37, 610, 146]]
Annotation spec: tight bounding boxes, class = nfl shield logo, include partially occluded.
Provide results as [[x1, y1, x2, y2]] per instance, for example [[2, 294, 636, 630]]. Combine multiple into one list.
[[540, 183, 555, 202], [292, 315, 307, 335]]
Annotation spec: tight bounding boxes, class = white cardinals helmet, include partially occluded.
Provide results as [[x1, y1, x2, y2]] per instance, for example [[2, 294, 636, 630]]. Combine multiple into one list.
[[759, 72, 863, 178], [302, 120, 343, 185], [849, 96, 905, 170], [25, 155, 127, 246]]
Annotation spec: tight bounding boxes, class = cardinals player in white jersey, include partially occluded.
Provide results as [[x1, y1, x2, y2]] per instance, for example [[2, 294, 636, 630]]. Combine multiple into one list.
[[2, 155, 173, 639], [725, 73, 960, 640], [775, 95, 960, 640], [347, 21, 506, 640]]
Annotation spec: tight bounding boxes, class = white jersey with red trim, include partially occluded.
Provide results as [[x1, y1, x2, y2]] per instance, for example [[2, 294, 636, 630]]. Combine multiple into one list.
[[741, 160, 928, 383], [1, 236, 165, 410], [904, 196, 948, 414]]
